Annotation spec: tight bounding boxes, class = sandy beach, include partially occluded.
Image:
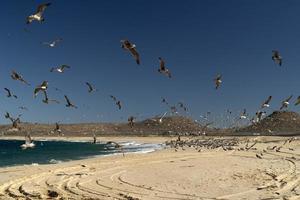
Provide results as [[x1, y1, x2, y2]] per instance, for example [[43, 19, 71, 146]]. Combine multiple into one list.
[[0, 136, 299, 200]]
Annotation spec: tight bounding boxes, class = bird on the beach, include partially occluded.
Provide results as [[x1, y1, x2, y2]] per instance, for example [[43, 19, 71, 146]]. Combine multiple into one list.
[[272, 50, 282, 66], [64, 95, 78, 108], [295, 96, 300, 106], [280, 95, 293, 110], [256, 154, 263, 159], [261, 96, 272, 109], [85, 82, 97, 93], [21, 134, 35, 149], [11, 70, 30, 85], [34, 81, 48, 97], [214, 74, 222, 89], [42, 91, 60, 104], [121, 39, 140, 65], [158, 57, 171, 78], [26, 3, 51, 24], [128, 116, 135, 128], [240, 109, 247, 119], [4, 88, 17, 98], [42, 38, 62, 48], [50, 65, 70, 73]]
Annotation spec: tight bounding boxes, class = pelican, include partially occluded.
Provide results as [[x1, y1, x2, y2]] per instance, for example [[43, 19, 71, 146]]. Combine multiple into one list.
[[64, 95, 77, 108], [280, 95, 293, 110], [214, 74, 222, 90], [158, 57, 171, 78], [50, 65, 70, 73], [121, 39, 140, 65], [11, 70, 30, 85], [27, 3, 51, 24], [42, 38, 62, 48], [20, 134, 35, 149], [272, 50, 282, 66], [4, 88, 17, 98], [261, 96, 272, 108], [34, 81, 48, 97]]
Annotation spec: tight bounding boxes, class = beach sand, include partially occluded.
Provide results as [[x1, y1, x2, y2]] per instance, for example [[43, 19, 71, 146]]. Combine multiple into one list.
[[0, 136, 299, 200]]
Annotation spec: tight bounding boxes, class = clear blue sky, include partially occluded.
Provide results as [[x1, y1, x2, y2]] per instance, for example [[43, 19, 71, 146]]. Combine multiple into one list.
[[0, 0, 299, 124]]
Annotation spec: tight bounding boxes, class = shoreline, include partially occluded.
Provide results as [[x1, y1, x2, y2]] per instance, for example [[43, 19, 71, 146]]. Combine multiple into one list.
[[0, 136, 299, 199]]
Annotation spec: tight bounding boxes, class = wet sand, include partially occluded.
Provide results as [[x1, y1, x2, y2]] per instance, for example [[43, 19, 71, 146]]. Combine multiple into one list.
[[0, 136, 299, 200]]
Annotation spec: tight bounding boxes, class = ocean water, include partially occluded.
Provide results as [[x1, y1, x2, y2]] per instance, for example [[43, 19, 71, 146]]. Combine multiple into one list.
[[0, 140, 162, 167]]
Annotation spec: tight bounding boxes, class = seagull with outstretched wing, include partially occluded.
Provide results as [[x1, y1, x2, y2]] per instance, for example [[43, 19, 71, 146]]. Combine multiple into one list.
[[64, 95, 77, 108], [27, 3, 51, 24], [121, 39, 140, 65], [4, 88, 17, 98], [272, 50, 282, 66]]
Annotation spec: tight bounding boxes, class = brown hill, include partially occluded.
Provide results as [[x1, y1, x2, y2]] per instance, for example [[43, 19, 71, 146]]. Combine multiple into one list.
[[0, 116, 205, 137], [238, 111, 300, 135]]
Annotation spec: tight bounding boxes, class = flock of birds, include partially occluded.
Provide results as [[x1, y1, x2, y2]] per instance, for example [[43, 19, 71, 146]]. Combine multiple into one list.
[[2, 3, 300, 149]]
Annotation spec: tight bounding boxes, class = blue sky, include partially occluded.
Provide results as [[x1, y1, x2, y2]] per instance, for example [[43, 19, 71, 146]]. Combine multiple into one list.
[[0, 0, 300, 124]]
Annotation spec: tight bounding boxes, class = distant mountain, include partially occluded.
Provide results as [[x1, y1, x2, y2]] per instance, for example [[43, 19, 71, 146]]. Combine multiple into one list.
[[238, 111, 300, 135], [0, 116, 206, 136]]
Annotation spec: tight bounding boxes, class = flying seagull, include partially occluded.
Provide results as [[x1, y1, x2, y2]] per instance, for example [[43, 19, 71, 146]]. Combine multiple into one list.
[[27, 3, 51, 24], [21, 134, 35, 149], [110, 95, 117, 101], [85, 82, 97, 93], [128, 116, 135, 128], [42, 38, 62, 48], [121, 39, 140, 65], [5, 112, 21, 129], [255, 111, 266, 122], [52, 122, 62, 135], [116, 101, 122, 110], [110, 95, 121, 109], [11, 70, 30, 85], [50, 65, 70, 73], [34, 81, 48, 97], [280, 95, 293, 110], [261, 96, 272, 109], [214, 74, 222, 90], [18, 106, 28, 111], [240, 109, 247, 119], [162, 98, 169, 106], [178, 102, 187, 112], [4, 88, 17, 98], [295, 96, 300, 106], [158, 57, 171, 78], [272, 50, 282, 66], [64, 95, 77, 108], [42, 91, 60, 104]]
